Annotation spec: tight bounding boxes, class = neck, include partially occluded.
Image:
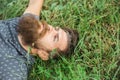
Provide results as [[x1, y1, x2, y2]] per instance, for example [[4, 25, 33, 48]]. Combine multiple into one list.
[[18, 35, 37, 55]]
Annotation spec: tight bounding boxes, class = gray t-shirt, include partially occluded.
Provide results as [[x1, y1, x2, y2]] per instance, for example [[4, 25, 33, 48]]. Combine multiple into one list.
[[0, 14, 38, 80]]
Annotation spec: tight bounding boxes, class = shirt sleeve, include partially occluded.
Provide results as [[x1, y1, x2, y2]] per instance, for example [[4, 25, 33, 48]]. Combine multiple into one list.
[[21, 13, 39, 20]]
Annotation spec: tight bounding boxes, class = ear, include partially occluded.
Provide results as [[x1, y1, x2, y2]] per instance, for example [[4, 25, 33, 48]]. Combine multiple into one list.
[[37, 49, 50, 60]]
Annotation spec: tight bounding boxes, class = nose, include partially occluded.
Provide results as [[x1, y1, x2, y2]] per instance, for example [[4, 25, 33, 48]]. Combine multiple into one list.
[[48, 25, 59, 35], [49, 26, 57, 33], [55, 27, 59, 31], [53, 27, 60, 34], [53, 28, 58, 34], [48, 25, 54, 32]]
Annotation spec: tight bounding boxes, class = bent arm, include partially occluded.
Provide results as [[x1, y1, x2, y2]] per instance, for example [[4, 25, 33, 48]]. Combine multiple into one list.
[[23, 0, 44, 16]]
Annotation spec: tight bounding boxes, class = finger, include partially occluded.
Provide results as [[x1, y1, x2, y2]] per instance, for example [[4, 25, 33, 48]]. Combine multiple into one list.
[[37, 50, 49, 60]]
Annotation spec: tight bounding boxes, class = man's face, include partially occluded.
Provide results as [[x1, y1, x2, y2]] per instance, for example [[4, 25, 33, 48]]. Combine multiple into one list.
[[36, 23, 68, 53]]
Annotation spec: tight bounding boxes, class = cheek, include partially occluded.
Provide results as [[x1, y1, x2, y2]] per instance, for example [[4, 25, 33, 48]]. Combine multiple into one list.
[[44, 40, 56, 50], [45, 35, 54, 44], [40, 38, 53, 47], [37, 35, 56, 50]]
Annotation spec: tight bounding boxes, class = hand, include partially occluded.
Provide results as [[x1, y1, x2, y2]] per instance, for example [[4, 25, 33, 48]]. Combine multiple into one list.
[[29, 47, 49, 60], [37, 50, 50, 60], [23, 0, 44, 16]]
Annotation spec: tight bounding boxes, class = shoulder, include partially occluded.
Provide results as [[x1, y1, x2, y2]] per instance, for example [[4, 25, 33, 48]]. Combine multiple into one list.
[[0, 13, 39, 25], [21, 13, 39, 20], [0, 17, 20, 26]]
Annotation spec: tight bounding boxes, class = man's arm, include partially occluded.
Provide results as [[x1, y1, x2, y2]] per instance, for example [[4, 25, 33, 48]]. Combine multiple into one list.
[[23, 0, 44, 16]]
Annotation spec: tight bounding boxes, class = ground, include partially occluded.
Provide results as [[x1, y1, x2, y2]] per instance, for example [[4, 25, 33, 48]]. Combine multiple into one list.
[[0, 0, 120, 80]]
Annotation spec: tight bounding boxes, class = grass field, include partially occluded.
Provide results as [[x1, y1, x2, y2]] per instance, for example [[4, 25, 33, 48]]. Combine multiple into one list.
[[0, 0, 120, 80]]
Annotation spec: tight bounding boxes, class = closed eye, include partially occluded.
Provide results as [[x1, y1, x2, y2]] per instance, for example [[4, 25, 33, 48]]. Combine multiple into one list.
[[53, 33, 59, 42]]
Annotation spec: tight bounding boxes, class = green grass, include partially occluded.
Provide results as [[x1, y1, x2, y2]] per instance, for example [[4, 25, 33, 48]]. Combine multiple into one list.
[[0, 0, 120, 80]]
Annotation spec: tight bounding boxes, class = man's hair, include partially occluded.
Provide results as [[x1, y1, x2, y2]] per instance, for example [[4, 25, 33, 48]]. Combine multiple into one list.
[[51, 28, 79, 58]]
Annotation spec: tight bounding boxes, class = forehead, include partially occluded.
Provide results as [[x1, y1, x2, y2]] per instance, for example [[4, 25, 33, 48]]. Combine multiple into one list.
[[62, 31, 70, 51], [57, 29, 69, 52]]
